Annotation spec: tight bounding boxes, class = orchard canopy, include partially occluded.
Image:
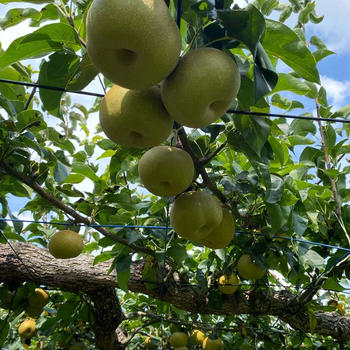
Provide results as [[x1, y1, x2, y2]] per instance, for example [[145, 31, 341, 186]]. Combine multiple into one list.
[[0, 0, 349, 350]]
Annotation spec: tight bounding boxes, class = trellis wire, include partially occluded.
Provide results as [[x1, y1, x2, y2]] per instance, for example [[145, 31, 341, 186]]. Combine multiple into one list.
[[1, 218, 350, 253], [1, 78, 350, 124]]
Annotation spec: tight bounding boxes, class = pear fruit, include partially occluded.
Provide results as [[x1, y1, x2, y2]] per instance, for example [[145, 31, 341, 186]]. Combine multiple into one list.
[[202, 337, 223, 350], [28, 288, 49, 308], [100, 85, 173, 148], [86, 0, 181, 90], [198, 208, 234, 249], [169, 332, 188, 348], [190, 329, 206, 345], [218, 274, 240, 294], [161, 47, 241, 128], [18, 319, 36, 338], [170, 191, 223, 241], [237, 254, 266, 280], [48, 230, 84, 259], [138, 146, 194, 197]]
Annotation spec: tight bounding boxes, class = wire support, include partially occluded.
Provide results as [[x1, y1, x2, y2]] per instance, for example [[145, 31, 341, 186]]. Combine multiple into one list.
[[1, 217, 350, 253], [1, 78, 350, 124], [227, 109, 350, 124], [0, 78, 105, 98]]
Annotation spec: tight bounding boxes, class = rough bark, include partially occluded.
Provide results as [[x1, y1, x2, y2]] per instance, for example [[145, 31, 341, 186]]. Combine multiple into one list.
[[0, 242, 349, 342]]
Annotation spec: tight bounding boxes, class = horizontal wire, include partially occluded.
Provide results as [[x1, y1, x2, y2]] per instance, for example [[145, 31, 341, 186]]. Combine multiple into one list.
[[1, 78, 350, 124], [227, 109, 350, 124], [0, 78, 105, 98], [1, 217, 350, 252]]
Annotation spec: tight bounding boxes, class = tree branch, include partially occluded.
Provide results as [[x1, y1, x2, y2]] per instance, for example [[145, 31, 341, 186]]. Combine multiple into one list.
[[0, 242, 349, 341], [0, 161, 154, 256], [177, 127, 242, 218]]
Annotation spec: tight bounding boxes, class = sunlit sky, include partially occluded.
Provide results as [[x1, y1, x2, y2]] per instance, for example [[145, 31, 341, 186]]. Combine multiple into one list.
[[0, 0, 349, 217]]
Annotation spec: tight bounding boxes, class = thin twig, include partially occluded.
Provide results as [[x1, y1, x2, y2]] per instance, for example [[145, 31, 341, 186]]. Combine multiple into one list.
[[0, 161, 154, 256]]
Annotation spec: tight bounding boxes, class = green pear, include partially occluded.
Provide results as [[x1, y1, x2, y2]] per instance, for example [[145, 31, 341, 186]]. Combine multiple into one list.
[[170, 191, 223, 241], [48, 230, 84, 259], [198, 208, 235, 249], [237, 254, 266, 280], [86, 0, 181, 90], [138, 146, 194, 197], [161, 47, 241, 128], [99, 85, 173, 148]]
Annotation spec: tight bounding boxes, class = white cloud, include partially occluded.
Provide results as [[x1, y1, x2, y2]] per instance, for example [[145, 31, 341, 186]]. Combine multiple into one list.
[[320, 75, 350, 109], [309, 0, 350, 54]]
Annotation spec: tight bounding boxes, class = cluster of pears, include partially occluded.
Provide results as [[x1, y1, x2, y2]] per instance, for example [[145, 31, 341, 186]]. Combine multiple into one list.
[[87, 0, 240, 249], [168, 330, 223, 350], [48, 229, 84, 259], [18, 288, 49, 339], [217, 255, 267, 295], [87, 0, 240, 146]]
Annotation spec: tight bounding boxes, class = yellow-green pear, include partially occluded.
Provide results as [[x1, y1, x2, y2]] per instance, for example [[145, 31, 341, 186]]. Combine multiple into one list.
[[170, 191, 223, 241], [161, 47, 241, 128], [138, 146, 194, 197], [237, 254, 266, 280], [198, 208, 234, 249], [18, 319, 36, 338], [48, 230, 84, 259], [218, 274, 240, 294], [99, 85, 173, 148], [86, 0, 181, 90], [28, 288, 49, 308], [169, 332, 188, 348]]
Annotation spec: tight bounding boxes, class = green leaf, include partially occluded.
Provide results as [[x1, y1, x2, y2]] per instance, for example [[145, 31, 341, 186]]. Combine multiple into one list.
[[0, 23, 80, 70], [268, 136, 285, 165], [288, 135, 314, 146], [72, 161, 100, 182], [292, 212, 308, 236], [167, 246, 188, 264], [38, 51, 80, 117], [66, 53, 99, 91], [263, 19, 320, 83], [218, 4, 265, 56], [93, 251, 113, 265], [0, 7, 40, 30], [234, 115, 270, 156], [289, 119, 316, 136], [116, 254, 131, 291], [299, 248, 324, 268], [266, 203, 291, 233], [54, 160, 72, 183], [324, 125, 336, 148], [271, 73, 311, 95], [265, 174, 284, 204]]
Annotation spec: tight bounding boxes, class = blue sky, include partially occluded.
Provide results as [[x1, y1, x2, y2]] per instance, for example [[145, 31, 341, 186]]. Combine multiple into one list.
[[0, 0, 349, 218]]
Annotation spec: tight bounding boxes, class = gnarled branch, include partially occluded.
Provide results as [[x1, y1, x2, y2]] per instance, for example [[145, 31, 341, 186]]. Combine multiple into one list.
[[0, 242, 349, 341]]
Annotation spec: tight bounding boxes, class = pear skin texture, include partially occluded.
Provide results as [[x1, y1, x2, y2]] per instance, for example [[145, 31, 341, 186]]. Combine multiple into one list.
[[100, 85, 173, 148], [161, 47, 240, 128], [18, 319, 36, 338], [138, 146, 194, 197], [198, 208, 234, 249], [169, 332, 188, 348], [48, 230, 84, 259], [170, 191, 223, 241], [202, 337, 223, 350], [28, 288, 49, 308], [190, 329, 206, 345], [86, 0, 181, 90], [218, 274, 240, 294], [237, 254, 266, 280]]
